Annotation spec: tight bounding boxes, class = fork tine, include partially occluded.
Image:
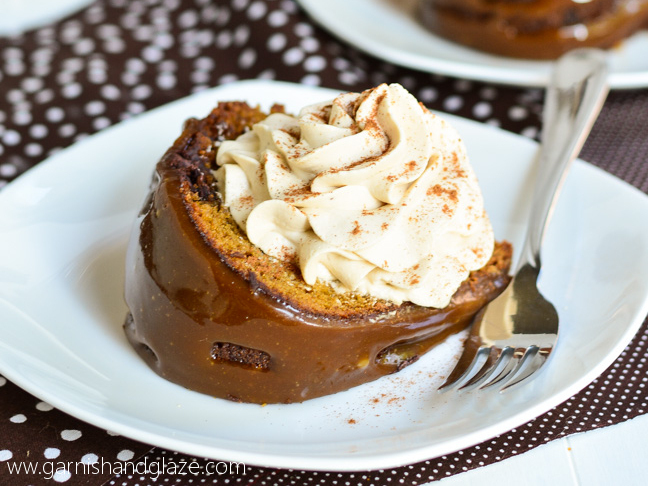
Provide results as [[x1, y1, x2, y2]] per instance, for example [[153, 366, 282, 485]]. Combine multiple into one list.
[[460, 347, 515, 392], [438, 345, 491, 392], [500, 347, 551, 392], [438, 307, 490, 392], [494, 346, 538, 391], [478, 347, 525, 390]]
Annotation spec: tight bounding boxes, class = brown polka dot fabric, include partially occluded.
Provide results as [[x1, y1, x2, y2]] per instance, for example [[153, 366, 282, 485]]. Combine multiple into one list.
[[0, 0, 647, 485]]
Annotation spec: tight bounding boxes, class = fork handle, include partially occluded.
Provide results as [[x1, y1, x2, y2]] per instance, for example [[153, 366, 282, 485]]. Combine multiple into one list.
[[521, 48, 609, 273]]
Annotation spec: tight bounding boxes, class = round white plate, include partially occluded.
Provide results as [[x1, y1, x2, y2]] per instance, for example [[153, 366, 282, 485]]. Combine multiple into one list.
[[0, 0, 94, 37], [1, 80, 647, 471], [295, 0, 648, 89]]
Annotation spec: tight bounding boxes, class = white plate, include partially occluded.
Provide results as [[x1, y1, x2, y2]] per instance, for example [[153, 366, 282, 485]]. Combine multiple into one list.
[[295, 0, 648, 89], [1, 80, 648, 472], [0, 0, 94, 37]]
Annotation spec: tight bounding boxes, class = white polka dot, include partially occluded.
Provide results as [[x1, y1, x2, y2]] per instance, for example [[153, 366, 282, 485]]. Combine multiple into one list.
[[0, 376, 6, 386], [81, 453, 99, 464], [332, 57, 350, 70], [232, 0, 249, 10], [85, 100, 106, 116], [44, 448, 60, 459], [418, 87, 438, 103], [101, 85, 121, 100], [13, 111, 32, 125], [10, 413, 27, 423], [454, 79, 473, 92], [283, 47, 304, 65], [157, 72, 176, 89], [248, 1, 267, 20], [191, 71, 210, 84], [218, 73, 238, 84], [61, 57, 83, 72], [216, 30, 232, 49], [25, 143, 43, 157], [267, 10, 288, 27], [142, 46, 164, 63], [338, 71, 358, 85], [6, 89, 25, 103], [59, 124, 77, 137], [73, 38, 95, 55], [132, 84, 152, 100], [195, 56, 214, 70], [29, 124, 48, 139], [35, 89, 54, 104], [92, 117, 111, 130], [4, 46, 23, 59], [257, 68, 275, 80], [127, 102, 145, 115], [46, 107, 65, 123], [215, 5, 231, 25], [53, 469, 71, 482], [521, 126, 539, 139], [21, 77, 44, 93], [0, 450, 12, 461], [509, 106, 528, 121], [294, 22, 313, 37], [2, 130, 20, 146], [104, 37, 126, 53], [36, 401, 54, 411], [267, 32, 286, 52], [126, 58, 146, 73], [5, 61, 25, 76], [61, 429, 82, 441], [62, 83, 82, 98], [480, 87, 498, 100], [303, 55, 326, 72], [178, 10, 199, 29], [301, 74, 320, 86], [233, 25, 250, 46], [238, 48, 257, 69], [160, 59, 177, 72], [473, 101, 492, 119], [88, 69, 107, 84], [96, 23, 119, 39], [117, 449, 135, 461], [443, 95, 463, 112], [300, 37, 319, 53], [106, 430, 120, 436], [280, 0, 298, 13]]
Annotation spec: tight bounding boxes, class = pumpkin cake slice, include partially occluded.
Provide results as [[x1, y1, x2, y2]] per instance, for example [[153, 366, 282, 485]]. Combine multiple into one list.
[[124, 84, 512, 404]]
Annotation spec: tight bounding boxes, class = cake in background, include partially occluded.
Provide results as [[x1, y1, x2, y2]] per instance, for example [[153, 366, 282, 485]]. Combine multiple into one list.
[[419, 0, 648, 59]]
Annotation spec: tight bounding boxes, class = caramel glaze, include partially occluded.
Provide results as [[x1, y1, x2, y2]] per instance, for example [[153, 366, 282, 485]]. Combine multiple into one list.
[[124, 103, 512, 405], [419, 0, 648, 60]]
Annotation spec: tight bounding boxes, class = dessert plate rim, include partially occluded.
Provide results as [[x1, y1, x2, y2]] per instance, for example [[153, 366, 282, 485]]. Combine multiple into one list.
[[0, 80, 647, 472], [294, 0, 648, 89], [0, 0, 94, 37]]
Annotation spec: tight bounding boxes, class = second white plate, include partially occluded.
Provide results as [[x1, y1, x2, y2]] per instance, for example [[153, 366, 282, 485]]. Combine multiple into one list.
[[296, 0, 648, 89], [0, 81, 647, 471]]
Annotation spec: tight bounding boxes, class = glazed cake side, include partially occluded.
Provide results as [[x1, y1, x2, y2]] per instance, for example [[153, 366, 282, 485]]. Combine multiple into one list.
[[123, 102, 512, 404]]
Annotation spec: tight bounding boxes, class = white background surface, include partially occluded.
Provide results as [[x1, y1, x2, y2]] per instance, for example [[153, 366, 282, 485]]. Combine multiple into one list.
[[434, 414, 648, 485]]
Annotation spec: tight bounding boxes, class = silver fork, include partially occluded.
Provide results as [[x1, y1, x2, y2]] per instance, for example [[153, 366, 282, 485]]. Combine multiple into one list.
[[438, 48, 609, 393]]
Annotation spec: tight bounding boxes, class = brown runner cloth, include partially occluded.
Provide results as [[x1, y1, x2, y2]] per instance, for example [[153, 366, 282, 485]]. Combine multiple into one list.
[[0, 1, 647, 484]]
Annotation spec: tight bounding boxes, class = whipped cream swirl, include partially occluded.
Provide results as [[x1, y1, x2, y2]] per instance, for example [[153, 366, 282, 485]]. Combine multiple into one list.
[[214, 84, 494, 308]]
